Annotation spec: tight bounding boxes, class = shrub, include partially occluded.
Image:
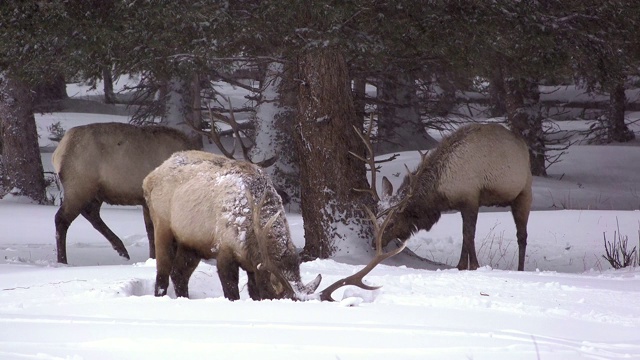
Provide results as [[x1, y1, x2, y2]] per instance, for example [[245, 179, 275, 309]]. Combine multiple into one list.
[[602, 220, 639, 269], [47, 122, 66, 142]]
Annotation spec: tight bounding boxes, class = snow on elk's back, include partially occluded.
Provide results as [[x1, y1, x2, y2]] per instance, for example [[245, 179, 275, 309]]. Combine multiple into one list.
[[212, 172, 251, 243], [162, 151, 292, 253]]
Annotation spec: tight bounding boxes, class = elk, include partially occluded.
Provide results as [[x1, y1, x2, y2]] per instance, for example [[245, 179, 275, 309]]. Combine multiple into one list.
[[362, 123, 532, 271], [52, 122, 196, 264], [143, 150, 406, 301]]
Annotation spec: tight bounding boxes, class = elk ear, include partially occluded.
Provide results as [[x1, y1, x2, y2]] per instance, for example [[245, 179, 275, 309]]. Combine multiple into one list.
[[382, 176, 393, 199]]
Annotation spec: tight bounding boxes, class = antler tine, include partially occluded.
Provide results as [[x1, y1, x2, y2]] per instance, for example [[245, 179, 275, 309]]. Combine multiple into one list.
[[396, 150, 428, 213], [317, 205, 407, 302], [225, 96, 279, 168], [250, 191, 296, 296], [226, 98, 252, 160], [349, 113, 381, 202], [204, 98, 278, 168], [204, 101, 239, 159]]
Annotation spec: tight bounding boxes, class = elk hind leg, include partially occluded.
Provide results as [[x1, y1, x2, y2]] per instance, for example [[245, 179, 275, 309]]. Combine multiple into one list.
[[81, 198, 129, 260], [170, 245, 201, 298], [143, 204, 155, 259], [55, 186, 96, 264], [54, 203, 82, 264], [154, 225, 176, 297], [457, 207, 479, 270]]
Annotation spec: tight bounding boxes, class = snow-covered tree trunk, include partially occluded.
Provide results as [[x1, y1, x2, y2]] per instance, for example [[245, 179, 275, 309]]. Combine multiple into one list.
[[605, 82, 634, 143], [161, 75, 203, 149], [504, 76, 546, 176], [376, 72, 437, 155], [295, 49, 374, 260], [0, 73, 48, 203], [250, 62, 300, 209]]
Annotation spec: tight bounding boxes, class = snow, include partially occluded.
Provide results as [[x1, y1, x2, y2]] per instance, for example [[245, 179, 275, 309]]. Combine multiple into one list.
[[1, 82, 640, 359]]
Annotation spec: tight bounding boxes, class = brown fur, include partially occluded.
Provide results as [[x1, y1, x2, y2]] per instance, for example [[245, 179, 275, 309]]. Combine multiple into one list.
[[52, 122, 195, 264], [380, 123, 533, 271], [143, 150, 321, 300]]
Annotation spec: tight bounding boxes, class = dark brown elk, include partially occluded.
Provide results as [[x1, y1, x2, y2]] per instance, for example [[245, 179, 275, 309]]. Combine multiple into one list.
[[371, 123, 532, 271], [52, 122, 196, 264], [143, 150, 406, 300]]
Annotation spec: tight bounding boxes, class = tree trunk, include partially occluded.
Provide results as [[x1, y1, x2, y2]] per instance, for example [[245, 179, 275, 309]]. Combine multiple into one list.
[[250, 62, 301, 209], [434, 71, 457, 117], [504, 76, 546, 176], [353, 77, 367, 122], [605, 82, 634, 143], [295, 49, 374, 260], [103, 67, 116, 104], [162, 75, 203, 149], [32, 74, 67, 112], [0, 73, 48, 203], [376, 72, 437, 155], [488, 67, 507, 118]]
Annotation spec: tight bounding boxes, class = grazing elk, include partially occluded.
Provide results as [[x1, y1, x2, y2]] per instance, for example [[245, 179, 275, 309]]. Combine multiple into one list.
[[52, 122, 196, 264], [143, 150, 406, 301], [363, 123, 532, 271]]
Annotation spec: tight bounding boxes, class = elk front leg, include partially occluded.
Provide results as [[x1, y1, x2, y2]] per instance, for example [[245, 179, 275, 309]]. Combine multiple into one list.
[[511, 190, 531, 271], [457, 207, 479, 270], [216, 248, 241, 300], [246, 272, 261, 300]]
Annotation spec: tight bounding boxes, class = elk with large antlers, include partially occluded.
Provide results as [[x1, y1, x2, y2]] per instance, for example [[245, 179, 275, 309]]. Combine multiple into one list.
[[367, 123, 532, 271], [143, 150, 405, 300]]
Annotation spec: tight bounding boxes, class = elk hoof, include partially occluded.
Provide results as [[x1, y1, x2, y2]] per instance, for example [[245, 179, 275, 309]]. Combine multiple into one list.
[[117, 249, 131, 260]]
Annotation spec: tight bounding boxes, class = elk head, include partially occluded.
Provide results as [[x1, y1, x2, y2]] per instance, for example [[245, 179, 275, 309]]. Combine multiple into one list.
[[251, 192, 322, 300], [376, 152, 439, 248], [257, 199, 408, 302], [349, 116, 426, 249]]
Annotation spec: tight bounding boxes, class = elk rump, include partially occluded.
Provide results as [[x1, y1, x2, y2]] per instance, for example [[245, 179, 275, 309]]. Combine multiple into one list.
[[52, 122, 195, 264]]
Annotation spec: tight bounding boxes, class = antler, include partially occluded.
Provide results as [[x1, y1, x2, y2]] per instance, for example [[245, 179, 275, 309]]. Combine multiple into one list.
[[250, 191, 297, 297], [349, 113, 399, 203], [349, 115, 381, 202], [318, 114, 409, 300], [316, 205, 406, 302], [188, 96, 277, 168]]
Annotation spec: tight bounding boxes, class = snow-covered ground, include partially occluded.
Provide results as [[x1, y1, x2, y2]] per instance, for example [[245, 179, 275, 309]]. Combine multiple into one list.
[[0, 82, 639, 359]]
